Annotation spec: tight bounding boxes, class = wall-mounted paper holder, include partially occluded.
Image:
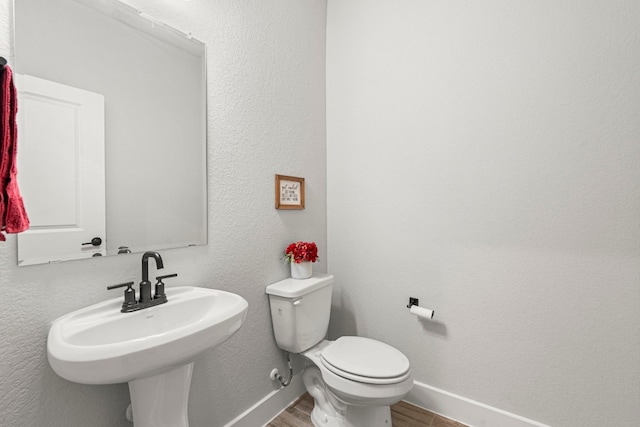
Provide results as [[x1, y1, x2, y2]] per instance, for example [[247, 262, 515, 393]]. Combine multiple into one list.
[[407, 297, 435, 320]]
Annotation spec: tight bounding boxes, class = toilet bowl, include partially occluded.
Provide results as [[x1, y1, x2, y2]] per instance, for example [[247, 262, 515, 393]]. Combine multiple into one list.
[[302, 338, 414, 426], [265, 274, 414, 427]]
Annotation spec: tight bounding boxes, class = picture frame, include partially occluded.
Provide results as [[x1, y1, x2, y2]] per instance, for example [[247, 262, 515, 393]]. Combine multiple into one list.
[[275, 174, 305, 210]]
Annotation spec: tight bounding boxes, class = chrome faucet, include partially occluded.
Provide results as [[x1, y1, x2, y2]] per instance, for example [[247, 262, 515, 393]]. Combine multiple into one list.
[[107, 251, 177, 313], [140, 251, 164, 303]]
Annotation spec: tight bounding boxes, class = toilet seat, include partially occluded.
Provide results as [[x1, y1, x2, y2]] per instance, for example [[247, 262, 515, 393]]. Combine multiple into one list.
[[320, 337, 411, 385]]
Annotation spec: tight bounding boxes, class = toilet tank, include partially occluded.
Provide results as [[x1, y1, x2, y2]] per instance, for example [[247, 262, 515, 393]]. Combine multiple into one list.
[[265, 274, 334, 353]]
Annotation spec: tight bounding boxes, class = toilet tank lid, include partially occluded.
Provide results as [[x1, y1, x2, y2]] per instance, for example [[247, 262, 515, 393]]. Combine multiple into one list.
[[265, 274, 334, 298]]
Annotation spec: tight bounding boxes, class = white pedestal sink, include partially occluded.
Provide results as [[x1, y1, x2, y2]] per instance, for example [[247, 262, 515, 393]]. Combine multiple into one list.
[[47, 286, 248, 427]]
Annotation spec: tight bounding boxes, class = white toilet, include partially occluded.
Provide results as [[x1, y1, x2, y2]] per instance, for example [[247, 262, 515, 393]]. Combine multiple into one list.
[[266, 274, 413, 427]]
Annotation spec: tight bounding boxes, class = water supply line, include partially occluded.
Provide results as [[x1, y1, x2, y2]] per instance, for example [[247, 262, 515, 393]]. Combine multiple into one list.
[[270, 352, 294, 387]]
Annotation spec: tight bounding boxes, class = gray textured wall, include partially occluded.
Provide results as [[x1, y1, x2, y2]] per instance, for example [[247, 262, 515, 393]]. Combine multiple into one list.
[[327, 1, 640, 426]]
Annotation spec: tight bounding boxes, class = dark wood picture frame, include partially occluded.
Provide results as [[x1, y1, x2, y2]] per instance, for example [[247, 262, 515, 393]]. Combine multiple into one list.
[[275, 174, 305, 210]]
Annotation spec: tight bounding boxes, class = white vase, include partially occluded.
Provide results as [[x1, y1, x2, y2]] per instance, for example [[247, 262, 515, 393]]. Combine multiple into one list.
[[290, 261, 312, 279]]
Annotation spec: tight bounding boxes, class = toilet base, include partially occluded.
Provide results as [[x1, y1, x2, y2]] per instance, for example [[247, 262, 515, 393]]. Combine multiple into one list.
[[307, 393, 392, 427], [344, 405, 392, 427], [309, 405, 342, 427], [303, 364, 394, 427], [309, 404, 391, 427]]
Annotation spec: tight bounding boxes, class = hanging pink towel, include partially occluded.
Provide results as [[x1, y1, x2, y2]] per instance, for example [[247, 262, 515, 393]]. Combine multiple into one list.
[[0, 64, 29, 241]]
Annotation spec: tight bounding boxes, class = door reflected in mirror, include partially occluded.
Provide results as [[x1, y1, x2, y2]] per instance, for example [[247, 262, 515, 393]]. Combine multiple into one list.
[[14, 0, 207, 265]]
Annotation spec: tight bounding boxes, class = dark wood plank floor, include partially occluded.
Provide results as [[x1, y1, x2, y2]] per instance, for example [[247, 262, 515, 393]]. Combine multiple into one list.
[[267, 393, 469, 427]]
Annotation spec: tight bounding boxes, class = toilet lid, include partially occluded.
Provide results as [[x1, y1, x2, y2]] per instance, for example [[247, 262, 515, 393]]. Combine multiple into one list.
[[320, 337, 410, 384]]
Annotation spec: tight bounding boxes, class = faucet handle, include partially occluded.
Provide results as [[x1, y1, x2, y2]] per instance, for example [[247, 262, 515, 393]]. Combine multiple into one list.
[[107, 281, 135, 290], [154, 273, 177, 302], [107, 281, 137, 311]]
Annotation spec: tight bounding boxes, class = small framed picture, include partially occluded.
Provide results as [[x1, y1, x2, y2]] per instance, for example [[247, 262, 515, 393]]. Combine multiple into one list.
[[275, 174, 305, 210]]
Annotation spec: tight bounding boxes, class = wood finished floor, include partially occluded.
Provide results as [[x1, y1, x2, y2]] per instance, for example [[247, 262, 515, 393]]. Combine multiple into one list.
[[266, 393, 469, 427]]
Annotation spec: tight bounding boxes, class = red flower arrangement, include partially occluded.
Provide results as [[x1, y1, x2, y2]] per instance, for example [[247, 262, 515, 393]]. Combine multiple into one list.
[[284, 241, 318, 264]]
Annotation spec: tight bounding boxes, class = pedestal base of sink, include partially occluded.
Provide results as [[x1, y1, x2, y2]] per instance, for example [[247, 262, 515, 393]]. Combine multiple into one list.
[[129, 363, 194, 427]]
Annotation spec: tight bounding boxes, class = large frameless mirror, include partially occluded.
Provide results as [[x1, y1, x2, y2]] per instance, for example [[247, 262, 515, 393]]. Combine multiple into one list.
[[13, 0, 207, 266]]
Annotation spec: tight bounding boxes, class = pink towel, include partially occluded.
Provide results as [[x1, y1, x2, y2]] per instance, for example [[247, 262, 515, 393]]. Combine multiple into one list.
[[0, 64, 29, 240]]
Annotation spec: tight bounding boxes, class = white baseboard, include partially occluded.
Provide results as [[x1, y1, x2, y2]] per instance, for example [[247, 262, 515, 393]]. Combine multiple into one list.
[[224, 376, 550, 427], [405, 381, 551, 427], [224, 373, 305, 427]]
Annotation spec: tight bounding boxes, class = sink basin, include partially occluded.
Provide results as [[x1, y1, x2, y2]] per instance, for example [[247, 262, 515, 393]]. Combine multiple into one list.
[[48, 286, 248, 385], [48, 286, 248, 427]]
